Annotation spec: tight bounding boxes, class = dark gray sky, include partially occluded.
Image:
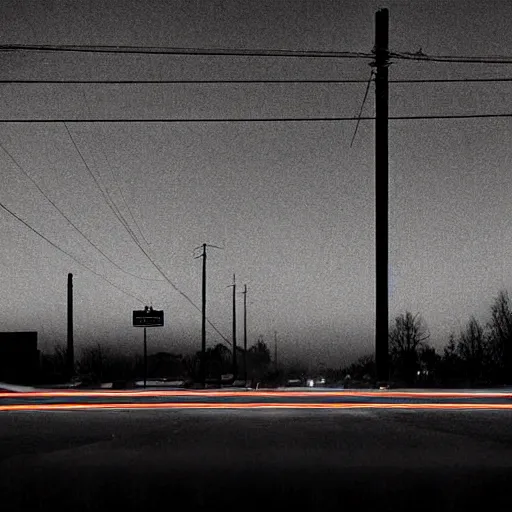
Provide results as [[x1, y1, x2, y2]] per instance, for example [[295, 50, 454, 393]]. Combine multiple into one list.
[[0, 0, 511, 369]]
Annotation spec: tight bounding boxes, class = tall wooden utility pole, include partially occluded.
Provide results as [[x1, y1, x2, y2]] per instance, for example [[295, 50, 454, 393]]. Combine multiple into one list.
[[67, 273, 74, 380], [374, 8, 389, 384]]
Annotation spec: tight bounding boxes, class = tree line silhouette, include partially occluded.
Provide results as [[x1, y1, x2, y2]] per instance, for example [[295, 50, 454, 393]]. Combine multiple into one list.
[[376, 289, 512, 387], [39, 336, 273, 388], [36, 289, 512, 388]]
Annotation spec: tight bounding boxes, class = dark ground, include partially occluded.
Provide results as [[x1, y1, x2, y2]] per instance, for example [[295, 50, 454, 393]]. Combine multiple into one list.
[[2, 408, 512, 511]]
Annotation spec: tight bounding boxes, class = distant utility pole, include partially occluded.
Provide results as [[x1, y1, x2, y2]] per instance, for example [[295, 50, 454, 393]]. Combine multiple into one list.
[[242, 284, 248, 383], [374, 7, 390, 384], [194, 243, 223, 388], [143, 326, 147, 388], [274, 331, 278, 372], [67, 273, 74, 380], [228, 274, 237, 379]]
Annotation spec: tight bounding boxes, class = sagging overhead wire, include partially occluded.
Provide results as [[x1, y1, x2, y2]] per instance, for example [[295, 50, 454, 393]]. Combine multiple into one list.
[[63, 122, 150, 254], [389, 50, 512, 65], [1, 114, 512, 123], [389, 77, 512, 83], [62, 123, 231, 346], [0, 200, 146, 304], [0, 136, 164, 282], [74, 124, 234, 347], [350, 69, 374, 147], [3, 43, 512, 64], [77, 88, 153, 250], [0, 79, 371, 84], [0, 43, 373, 59], [103, 154, 153, 249], [2, 78, 512, 84], [83, 114, 154, 250], [63, 123, 182, 280]]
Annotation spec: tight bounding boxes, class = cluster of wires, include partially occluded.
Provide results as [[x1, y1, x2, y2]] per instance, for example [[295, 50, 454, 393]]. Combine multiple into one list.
[[1, 42, 511, 346]]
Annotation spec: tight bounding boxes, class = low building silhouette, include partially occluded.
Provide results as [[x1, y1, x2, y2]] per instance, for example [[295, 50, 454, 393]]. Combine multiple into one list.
[[0, 331, 40, 384]]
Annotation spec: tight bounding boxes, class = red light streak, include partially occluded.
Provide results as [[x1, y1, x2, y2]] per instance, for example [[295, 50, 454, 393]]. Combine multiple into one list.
[[1, 390, 512, 399], [2, 402, 512, 412]]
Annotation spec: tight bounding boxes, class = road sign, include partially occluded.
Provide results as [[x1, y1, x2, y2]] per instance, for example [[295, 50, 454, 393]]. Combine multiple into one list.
[[133, 308, 164, 327]]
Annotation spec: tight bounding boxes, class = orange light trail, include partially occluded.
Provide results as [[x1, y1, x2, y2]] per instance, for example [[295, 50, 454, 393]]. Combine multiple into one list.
[[2, 402, 512, 412], [1, 390, 512, 399]]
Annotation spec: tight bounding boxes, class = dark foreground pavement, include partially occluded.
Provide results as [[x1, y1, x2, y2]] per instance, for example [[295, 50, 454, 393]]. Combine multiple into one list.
[[2, 408, 512, 511]]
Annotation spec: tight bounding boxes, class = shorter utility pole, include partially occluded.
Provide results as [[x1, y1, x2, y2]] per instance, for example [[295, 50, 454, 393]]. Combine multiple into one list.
[[227, 274, 237, 380], [194, 243, 223, 388], [200, 244, 206, 387], [242, 284, 248, 383], [67, 273, 74, 380], [143, 326, 147, 388], [274, 331, 278, 372]]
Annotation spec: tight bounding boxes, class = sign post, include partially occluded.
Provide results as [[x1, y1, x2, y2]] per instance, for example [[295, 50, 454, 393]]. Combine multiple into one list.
[[133, 307, 164, 388], [143, 327, 147, 388]]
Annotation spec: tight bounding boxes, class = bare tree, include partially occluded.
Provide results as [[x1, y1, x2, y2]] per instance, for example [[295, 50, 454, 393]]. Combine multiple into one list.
[[40, 344, 69, 383], [77, 343, 104, 383], [456, 316, 485, 384], [182, 353, 199, 381], [389, 311, 430, 385], [439, 333, 463, 384], [487, 290, 512, 383], [343, 354, 376, 381], [247, 337, 271, 382], [417, 344, 440, 384]]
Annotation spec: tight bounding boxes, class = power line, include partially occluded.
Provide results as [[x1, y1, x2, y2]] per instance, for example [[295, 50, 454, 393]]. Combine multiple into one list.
[[0, 44, 372, 59], [83, 120, 154, 250], [0, 137, 165, 282], [390, 78, 512, 83], [64, 123, 175, 267], [63, 123, 231, 345], [77, 83, 155, 254], [76, 90, 147, 246], [3, 43, 512, 64], [63, 122, 148, 248], [0, 200, 146, 304], [390, 51, 512, 65], [350, 70, 374, 147], [0, 79, 370, 84], [390, 113, 512, 120], [3, 125, 230, 345], [63, 121, 159, 278], [89, 124, 195, 328], [2, 78, 512, 84], [95, 126, 153, 249], [1, 114, 512, 123], [64, 123, 190, 289]]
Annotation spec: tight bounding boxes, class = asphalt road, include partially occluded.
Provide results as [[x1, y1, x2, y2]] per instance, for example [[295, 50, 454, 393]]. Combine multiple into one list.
[[2, 408, 512, 511]]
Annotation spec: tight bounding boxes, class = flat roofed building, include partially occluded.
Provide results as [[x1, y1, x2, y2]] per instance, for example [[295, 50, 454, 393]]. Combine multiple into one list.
[[0, 331, 40, 384]]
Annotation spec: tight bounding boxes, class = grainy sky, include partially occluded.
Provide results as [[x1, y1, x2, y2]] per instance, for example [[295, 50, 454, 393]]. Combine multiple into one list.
[[0, 0, 511, 369]]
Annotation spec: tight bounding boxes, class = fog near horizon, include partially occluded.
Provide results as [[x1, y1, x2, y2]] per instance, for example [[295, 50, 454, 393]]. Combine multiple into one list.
[[0, 0, 511, 369]]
